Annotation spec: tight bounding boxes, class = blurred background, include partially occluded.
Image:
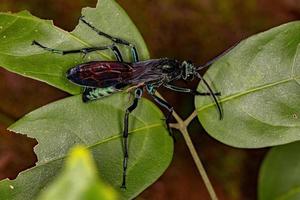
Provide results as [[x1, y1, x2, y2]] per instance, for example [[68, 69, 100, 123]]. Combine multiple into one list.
[[0, 0, 299, 199]]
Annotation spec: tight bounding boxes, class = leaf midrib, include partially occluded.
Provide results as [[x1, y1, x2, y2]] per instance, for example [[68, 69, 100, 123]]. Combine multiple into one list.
[[0, 12, 112, 60], [11, 123, 162, 176], [275, 185, 300, 200], [242, 108, 300, 128], [197, 75, 300, 112]]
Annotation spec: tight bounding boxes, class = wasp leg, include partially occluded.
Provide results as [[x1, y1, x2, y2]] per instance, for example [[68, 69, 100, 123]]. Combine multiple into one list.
[[163, 83, 223, 119], [31, 40, 124, 62], [163, 84, 221, 96], [194, 74, 223, 120], [146, 85, 174, 138], [121, 88, 143, 189], [80, 16, 139, 62]]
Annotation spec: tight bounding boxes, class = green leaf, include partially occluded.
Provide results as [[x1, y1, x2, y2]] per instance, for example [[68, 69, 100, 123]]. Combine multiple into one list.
[[0, 94, 173, 200], [0, 0, 149, 94], [37, 146, 118, 200], [258, 142, 300, 200], [195, 21, 300, 148]]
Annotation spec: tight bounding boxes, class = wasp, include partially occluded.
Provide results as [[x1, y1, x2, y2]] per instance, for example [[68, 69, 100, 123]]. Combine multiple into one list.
[[32, 16, 223, 189]]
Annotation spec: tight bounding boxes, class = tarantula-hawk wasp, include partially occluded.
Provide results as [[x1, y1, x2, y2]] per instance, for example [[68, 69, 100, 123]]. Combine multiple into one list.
[[32, 16, 224, 189]]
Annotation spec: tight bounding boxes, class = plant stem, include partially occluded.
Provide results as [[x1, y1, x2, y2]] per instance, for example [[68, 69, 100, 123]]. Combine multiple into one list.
[[184, 110, 198, 126], [180, 127, 218, 200], [155, 92, 218, 200]]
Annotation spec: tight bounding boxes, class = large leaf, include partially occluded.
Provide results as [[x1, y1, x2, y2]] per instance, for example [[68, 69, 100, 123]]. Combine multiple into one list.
[[37, 146, 117, 200], [195, 21, 300, 148], [0, 0, 149, 94], [0, 94, 173, 200], [258, 142, 300, 200]]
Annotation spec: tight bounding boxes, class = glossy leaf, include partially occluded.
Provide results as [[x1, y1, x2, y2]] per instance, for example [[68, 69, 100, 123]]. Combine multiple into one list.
[[0, 94, 173, 200], [0, 0, 149, 94], [195, 21, 300, 148], [258, 142, 300, 200], [37, 146, 117, 200]]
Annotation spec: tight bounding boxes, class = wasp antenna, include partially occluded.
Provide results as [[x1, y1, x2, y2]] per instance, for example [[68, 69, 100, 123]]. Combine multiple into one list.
[[197, 41, 239, 71], [196, 73, 223, 119]]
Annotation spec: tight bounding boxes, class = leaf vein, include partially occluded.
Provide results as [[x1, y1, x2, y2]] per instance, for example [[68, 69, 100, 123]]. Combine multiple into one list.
[[197, 76, 300, 112], [0, 12, 112, 60], [30, 123, 162, 170], [291, 43, 300, 77], [0, 17, 18, 34], [242, 108, 300, 128], [275, 185, 300, 200]]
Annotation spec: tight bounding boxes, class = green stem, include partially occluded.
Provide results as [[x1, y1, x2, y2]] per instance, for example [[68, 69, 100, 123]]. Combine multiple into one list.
[[155, 92, 218, 200], [184, 110, 198, 126], [181, 127, 218, 200]]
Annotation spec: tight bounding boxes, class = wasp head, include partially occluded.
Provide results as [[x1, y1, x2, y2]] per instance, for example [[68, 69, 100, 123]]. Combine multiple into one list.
[[181, 60, 197, 81]]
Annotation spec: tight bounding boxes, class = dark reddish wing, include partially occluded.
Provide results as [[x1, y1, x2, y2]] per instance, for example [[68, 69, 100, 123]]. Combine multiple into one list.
[[129, 59, 181, 84], [66, 59, 176, 89], [66, 61, 134, 88]]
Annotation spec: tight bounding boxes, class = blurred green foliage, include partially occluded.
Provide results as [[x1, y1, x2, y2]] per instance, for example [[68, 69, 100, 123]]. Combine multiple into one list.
[[37, 146, 118, 200]]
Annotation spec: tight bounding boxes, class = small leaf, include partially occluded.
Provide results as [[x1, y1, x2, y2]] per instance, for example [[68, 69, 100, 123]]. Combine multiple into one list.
[[258, 142, 300, 200], [37, 146, 118, 200], [195, 21, 300, 148], [0, 0, 149, 94], [0, 94, 173, 200]]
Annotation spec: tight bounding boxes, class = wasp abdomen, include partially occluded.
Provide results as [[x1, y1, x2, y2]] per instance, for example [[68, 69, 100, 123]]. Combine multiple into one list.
[[82, 86, 119, 102]]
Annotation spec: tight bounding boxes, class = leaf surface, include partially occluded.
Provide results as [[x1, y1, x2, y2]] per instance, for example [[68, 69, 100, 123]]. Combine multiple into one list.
[[0, 94, 173, 200], [258, 142, 300, 200], [195, 21, 300, 147], [0, 0, 148, 94]]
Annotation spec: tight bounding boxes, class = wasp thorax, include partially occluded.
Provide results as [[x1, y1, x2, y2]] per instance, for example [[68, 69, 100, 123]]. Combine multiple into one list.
[[160, 65, 172, 74], [181, 61, 196, 80], [162, 64, 173, 70]]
